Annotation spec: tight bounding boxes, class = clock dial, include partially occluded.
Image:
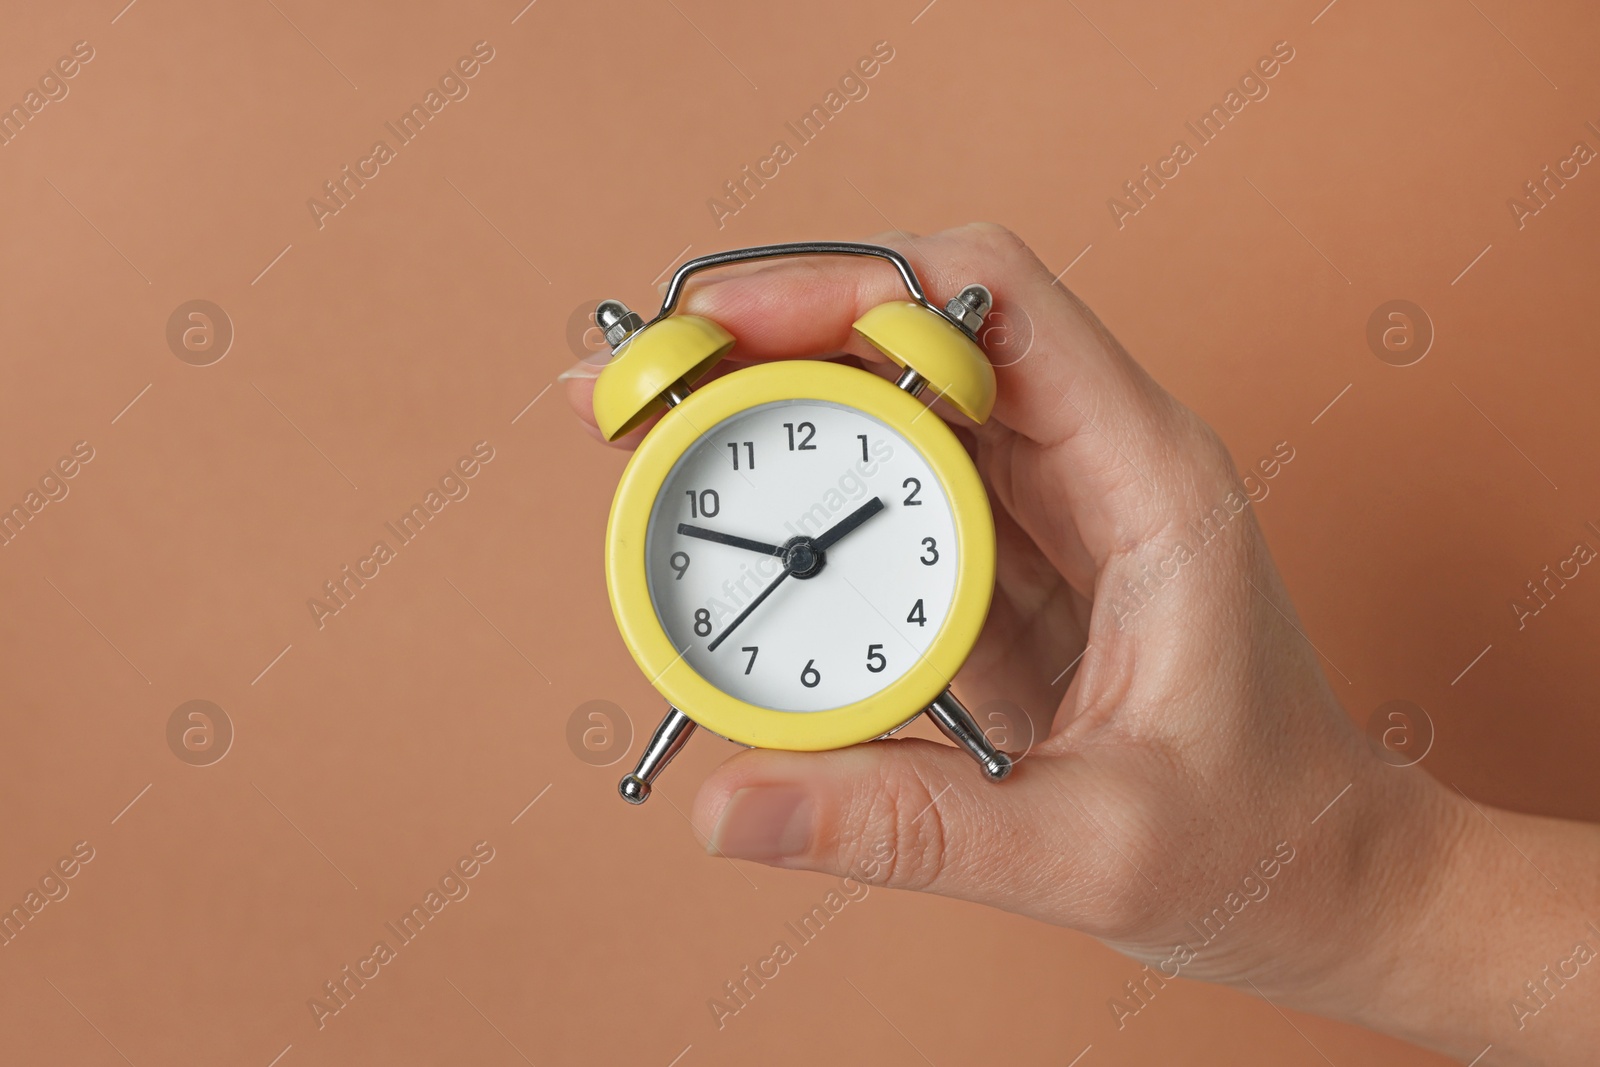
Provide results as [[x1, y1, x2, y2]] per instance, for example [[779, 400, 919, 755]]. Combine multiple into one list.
[[645, 398, 959, 713]]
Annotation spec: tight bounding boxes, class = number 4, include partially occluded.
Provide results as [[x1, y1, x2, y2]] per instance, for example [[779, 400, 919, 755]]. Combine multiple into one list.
[[907, 600, 926, 626]]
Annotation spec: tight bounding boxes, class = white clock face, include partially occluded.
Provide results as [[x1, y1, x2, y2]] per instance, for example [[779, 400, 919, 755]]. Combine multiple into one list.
[[645, 398, 959, 713]]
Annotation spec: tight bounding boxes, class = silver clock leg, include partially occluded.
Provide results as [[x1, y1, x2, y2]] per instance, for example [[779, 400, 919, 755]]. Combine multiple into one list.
[[619, 706, 697, 804], [925, 690, 1013, 782]]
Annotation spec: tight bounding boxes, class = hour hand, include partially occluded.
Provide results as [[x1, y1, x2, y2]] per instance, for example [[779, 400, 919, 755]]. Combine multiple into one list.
[[676, 523, 784, 557]]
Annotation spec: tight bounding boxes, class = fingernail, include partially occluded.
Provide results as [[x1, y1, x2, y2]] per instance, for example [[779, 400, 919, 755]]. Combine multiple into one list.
[[555, 358, 605, 382], [710, 786, 813, 862]]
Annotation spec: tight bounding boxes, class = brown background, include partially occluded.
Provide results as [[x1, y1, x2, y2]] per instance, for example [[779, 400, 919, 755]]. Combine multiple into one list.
[[2, 0, 1597, 1063]]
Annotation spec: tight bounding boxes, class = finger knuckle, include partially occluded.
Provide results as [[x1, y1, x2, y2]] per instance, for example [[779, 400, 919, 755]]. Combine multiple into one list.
[[1166, 411, 1239, 497], [961, 221, 1031, 256], [858, 761, 949, 891]]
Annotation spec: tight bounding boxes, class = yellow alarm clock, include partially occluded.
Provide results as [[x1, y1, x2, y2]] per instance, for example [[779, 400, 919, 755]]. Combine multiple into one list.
[[591, 242, 1013, 804]]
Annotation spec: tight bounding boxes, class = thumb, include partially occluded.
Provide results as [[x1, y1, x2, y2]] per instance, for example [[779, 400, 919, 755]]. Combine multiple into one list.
[[692, 738, 1076, 911]]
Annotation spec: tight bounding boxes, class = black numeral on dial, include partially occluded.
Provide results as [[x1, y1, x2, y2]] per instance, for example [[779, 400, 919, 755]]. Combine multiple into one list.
[[783, 422, 817, 451], [866, 644, 886, 673], [907, 599, 926, 626], [800, 659, 821, 687], [685, 489, 720, 518], [727, 441, 755, 469], [902, 477, 922, 506], [741, 646, 759, 674], [693, 608, 712, 636], [669, 551, 690, 580], [920, 537, 939, 565]]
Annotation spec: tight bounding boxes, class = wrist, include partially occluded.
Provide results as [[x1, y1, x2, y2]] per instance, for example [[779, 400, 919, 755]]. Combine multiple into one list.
[[1289, 756, 1482, 1052]]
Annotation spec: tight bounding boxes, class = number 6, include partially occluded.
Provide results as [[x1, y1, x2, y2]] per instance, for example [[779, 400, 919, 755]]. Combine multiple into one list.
[[800, 659, 821, 688]]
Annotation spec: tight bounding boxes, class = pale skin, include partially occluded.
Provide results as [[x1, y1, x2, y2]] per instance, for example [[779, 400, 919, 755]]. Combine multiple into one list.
[[563, 224, 1600, 1063]]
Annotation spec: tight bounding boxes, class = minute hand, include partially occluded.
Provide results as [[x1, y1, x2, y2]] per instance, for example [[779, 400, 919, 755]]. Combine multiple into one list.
[[814, 496, 886, 551]]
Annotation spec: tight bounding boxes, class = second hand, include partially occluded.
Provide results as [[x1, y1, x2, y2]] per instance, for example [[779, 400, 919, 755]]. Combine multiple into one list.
[[706, 568, 789, 652]]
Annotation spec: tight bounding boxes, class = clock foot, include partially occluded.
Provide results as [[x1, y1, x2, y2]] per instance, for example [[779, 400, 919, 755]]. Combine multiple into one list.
[[618, 706, 698, 804], [925, 690, 1013, 782]]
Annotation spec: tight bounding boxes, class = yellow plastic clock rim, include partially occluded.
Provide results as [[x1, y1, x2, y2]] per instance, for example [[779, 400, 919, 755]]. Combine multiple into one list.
[[605, 359, 995, 751]]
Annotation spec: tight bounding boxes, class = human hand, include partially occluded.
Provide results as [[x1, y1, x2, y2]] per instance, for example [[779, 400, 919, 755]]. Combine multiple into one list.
[[564, 224, 1595, 1063]]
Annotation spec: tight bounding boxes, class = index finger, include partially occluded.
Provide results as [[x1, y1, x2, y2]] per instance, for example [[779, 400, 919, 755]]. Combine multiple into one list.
[[682, 223, 1176, 451]]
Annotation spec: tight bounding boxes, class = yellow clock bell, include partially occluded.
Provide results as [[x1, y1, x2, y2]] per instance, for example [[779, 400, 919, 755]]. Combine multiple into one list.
[[591, 242, 1012, 804]]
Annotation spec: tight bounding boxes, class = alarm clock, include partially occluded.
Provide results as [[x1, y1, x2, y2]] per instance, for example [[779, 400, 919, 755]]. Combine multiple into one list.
[[590, 242, 1013, 804]]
